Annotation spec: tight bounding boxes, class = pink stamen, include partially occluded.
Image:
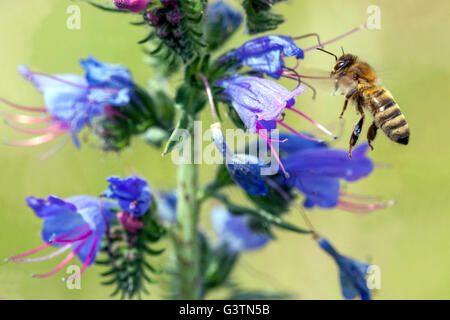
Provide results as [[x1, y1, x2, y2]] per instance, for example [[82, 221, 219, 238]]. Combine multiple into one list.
[[257, 125, 289, 178], [337, 199, 396, 214], [304, 24, 367, 53], [8, 242, 52, 262], [0, 110, 53, 124], [13, 244, 72, 263], [5, 120, 68, 135], [286, 106, 337, 139], [3, 131, 66, 147], [0, 97, 47, 113], [53, 224, 90, 242], [339, 192, 383, 202], [8, 224, 90, 263], [55, 230, 93, 244], [65, 236, 99, 282], [275, 120, 322, 142], [32, 240, 86, 279]]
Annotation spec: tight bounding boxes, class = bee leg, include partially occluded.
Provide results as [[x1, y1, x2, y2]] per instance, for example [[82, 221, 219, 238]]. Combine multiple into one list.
[[340, 88, 357, 118], [367, 121, 378, 151], [349, 111, 365, 158], [340, 99, 349, 118]]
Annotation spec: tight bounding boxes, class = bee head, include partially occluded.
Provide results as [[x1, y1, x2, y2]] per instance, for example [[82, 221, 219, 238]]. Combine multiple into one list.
[[331, 53, 357, 77], [317, 48, 357, 77]]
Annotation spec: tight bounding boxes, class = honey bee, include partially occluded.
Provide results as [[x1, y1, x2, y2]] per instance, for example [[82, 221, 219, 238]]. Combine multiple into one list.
[[318, 48, 410, 157]]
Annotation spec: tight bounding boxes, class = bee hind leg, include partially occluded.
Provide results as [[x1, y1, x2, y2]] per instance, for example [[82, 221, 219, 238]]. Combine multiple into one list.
[[367, 121, 378, 151], [348, 109, 365, 158]]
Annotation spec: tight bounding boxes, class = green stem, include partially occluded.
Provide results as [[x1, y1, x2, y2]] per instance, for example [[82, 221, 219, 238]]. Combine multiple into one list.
[[175, 137, 201, 299]]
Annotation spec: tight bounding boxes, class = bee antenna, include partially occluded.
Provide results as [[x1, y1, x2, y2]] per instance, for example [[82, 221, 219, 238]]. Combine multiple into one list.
[[316, 48, 338, 61], [341, 46, 345, 55]]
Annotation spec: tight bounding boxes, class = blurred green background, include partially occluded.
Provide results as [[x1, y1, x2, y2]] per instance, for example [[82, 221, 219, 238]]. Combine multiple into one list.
[[0, 0, 449, 300]]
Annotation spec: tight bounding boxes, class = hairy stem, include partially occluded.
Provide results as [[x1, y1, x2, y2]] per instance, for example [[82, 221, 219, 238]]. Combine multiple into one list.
[[175, 136, 201, 299]]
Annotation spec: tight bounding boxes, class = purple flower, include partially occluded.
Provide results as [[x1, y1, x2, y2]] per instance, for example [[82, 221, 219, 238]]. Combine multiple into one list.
[[102, 175, 152, 217], [1, 57, 134, 150], [220, 35, 303, 79], [216, 76, 304, 133], [113, 0, 150, 12], [8, 195, 117, 280], [211, 123, 268, 196], [216, 75, 324, 176], [211, 206, 271, 252], [317, 237, 371, 300]]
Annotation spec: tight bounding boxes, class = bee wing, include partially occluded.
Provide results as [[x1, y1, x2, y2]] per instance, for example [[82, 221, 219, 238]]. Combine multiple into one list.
[[290, 67, 337, 97]]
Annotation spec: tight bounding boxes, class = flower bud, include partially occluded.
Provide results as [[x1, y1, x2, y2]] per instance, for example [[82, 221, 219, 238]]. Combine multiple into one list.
[[113, 0, 150, 13]]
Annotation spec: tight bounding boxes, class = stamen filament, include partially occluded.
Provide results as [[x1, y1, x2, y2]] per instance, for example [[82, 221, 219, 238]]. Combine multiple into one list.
[[13, 244, 72, 263], [3, 131, 66, 147], [257, 125, 289, 178], [339, 192, 383, 202], [26, 71, 119, 93], [5, 120, 67, 135], [197, 73, 218, 123], [275, 120, 322, 142], [0, 97, 47, 113], [65, 237, 99, 282], [53, 224, 90, 242], [8, 242, 52, 262], [286, 106, 337, 139], [32, 240, 86, 279], [55, 230, 93, 244], [0, 110, 53, 124], [337, 199, 396, 214], [304, 24, 367, 53], [282, 72, 330, 80]]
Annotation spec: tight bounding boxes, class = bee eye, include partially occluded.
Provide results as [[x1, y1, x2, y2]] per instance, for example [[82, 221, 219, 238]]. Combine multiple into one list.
[[336, 61, 345, 69]]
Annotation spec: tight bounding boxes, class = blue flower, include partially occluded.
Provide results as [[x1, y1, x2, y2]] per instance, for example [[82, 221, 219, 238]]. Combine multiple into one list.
[[282, 142, 374, 209], [211, 206, 271, 252], [317, 237, 371, 300], [80, 56, 134, 91], [205, 1, 243, 49], [1, 57, 134, 149], [211, 123, 268, 196], [102, 175, 152, 217], [275, 135, 394, 213], [157, 191, 177, 223], [220, 35, 303, 79], [278, 132, 327, 155], [8, 195, 117, 280]]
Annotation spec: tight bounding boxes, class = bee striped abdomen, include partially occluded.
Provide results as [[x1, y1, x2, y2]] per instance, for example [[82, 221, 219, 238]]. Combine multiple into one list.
[[369, 87, 409, 145]]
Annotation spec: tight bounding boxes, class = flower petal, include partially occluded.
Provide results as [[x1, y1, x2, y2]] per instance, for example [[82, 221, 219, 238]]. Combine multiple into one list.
[[211, 206, 271, 252]]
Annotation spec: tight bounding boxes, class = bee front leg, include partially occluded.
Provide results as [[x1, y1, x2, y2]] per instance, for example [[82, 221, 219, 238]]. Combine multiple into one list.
[[367, 121, 378, 151], [349, 107, 365, 158], [340, 88, 357, 118]]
